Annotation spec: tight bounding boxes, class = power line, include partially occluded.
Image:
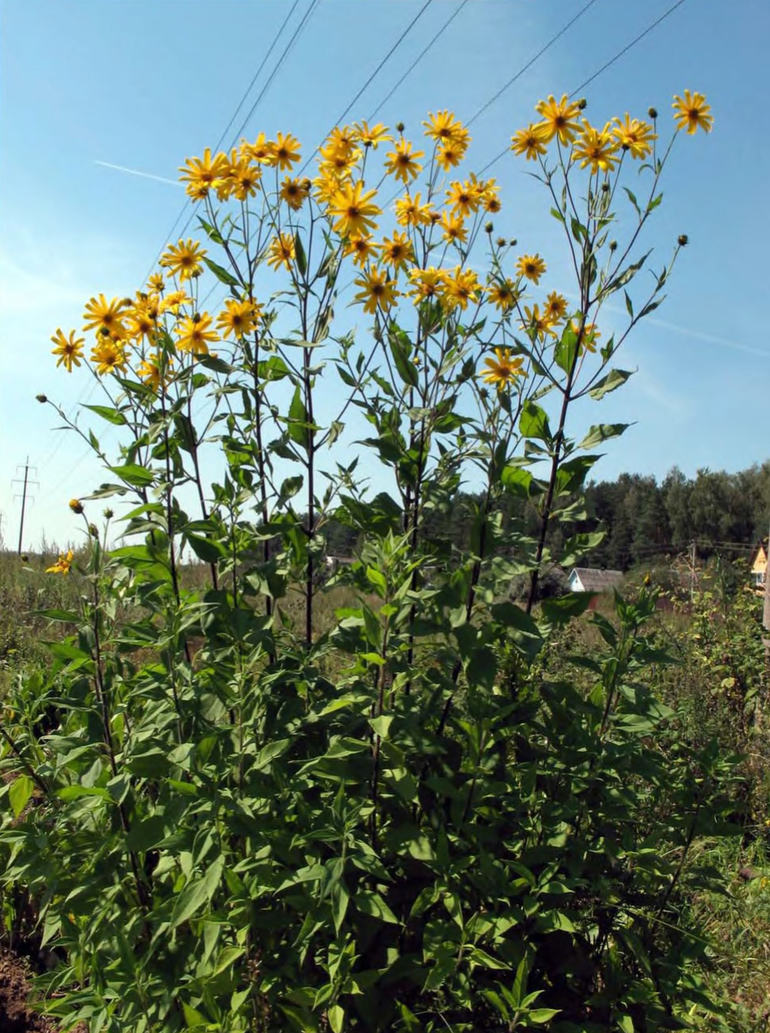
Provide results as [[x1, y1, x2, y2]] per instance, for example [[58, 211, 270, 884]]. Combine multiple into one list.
[[143, 0, 318, 285], [479, 0, 688, 175], [467, 0, 601, 128]]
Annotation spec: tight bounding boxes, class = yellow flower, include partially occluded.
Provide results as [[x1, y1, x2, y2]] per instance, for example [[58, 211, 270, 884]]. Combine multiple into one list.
[[125, 295, 159, 342], [176, 313, 219, 355], [90, 338, 128, 376], [160, 239, 207, 281], [384, 139, 424, 184], [485, 279, 519, 312], [328, 180, 381, 237], [271, 131, 301, 170], [446, 178, 482, 218], [137, 351, 173, 391], [439, 212, 467, 245], [353, 120, 391, 149], [216, 298, 261, 339], [480, 347, 526, 389], [227, 155, 263, 201], [354, 267, 398, 314], [51, 329, 85, 372], [672, 89, 713, 134], [160, 289, 192, 315], [280, 176, 310, 211], [510, 122, 549, 161], [482, 178, 501, 213], [408, 265, 445, 303], [544, 291, 568, 323], [394, 191, 432, 228], [568, 318, 601, 353], [46, 549, 74, 575], [516, 253, 546, 284], [435, 141, 465, 172], [423, 110, 469, 150], [572, 121, 619, 173], [613, 114, 656, 159], [535, 94, 582, 145], [82, 294, 127, 337], [344, 234, 378, 268], [178, 147, 228, 200], [68, 498, 83, 514], [266, 233, 296, 271], [441, 265, 481, 311], [147, 273, 165, 293], [244, 132, 276, 165], [380, 230, 414, 272], [521, 303, 556, 340]]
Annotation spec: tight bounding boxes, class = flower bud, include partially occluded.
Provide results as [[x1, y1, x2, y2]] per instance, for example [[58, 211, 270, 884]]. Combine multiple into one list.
[[69, 499, 84, 514], [601, 182, 610, 192], [609, 240, 617, 251], [484, 221, 494, 233], [396, 121, 405, 134], [678, 234, 689, 246], [496, 237, 506, 248], [104, 508, 114, 519], [509, 238, 517, 247], [89, 523, 99, 538], [36, 393, 47, 403], [577, 98, 587, 110], [648, 107, 658, 120]]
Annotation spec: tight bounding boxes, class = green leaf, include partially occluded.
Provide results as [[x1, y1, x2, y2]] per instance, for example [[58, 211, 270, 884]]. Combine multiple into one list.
[[527, 1008, 561, 1024], [84, 404, 126, 426], [171, 855, 225, 929], [559, 531, 607, 568], [355, 890, 399, 924], [294, 232, 307, 276], [203, 255, 239, 287], [388, 329, 419, 389], [588, 368, 633, 400], [579, 423, 631, 449], [288, 386, 310, 450], [501, 465, 533, 498], [328, 1004, 344, 1033], [519, 400, 551, 443], [197, 216, 225, 245], [126, 815, 168, 852], [56, 785, 111, 801], [554, 323, 579, 374], [9, 775, 34, 818], [540, 592, 594, 625], [109, 463, 154, 487]]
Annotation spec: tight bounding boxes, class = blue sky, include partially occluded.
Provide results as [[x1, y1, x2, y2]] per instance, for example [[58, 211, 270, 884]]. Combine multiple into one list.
[[0, 0, 767, 551]]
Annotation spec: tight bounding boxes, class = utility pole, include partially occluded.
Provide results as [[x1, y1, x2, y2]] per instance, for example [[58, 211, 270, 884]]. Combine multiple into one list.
[[12, 457, 38, 555]]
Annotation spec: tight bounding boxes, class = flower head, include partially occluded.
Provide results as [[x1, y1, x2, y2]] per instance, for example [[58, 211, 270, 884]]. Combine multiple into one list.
[[328, 180, 381, 237], [672, 90, 713, 134], [90, 338, 128, 376], [179, 147, 228, 200], [353, 120, 391, 149], [511, 122, 549, 161], [612, 114, 656, 159], [69, 498, 84, 514], [280, 176, 310, 211], [160, 239, 207, 281], [485, 278, 519, 312], [423, 110, 469, 149], [535, 94, 581, 145], [176, 313, 219, 355], [137, 351, 173, 391], [441, 265, 481, 311], [216, 298, 261, 339], [572, 121, 620, 173], [46, 549, 74, 575], [515, 253, 546, 284], [480, 347, 526, 389], [344, 234, 378, 268], [271, 132, 302, 170], [51, 329, 85, 372], [394, 191, 432, 228], [380, 231, 414, 273], [384, 139, 424, 184], [354, 267, 398, 315], [266, 233, 296, 271], [82, 294, 127, 337]]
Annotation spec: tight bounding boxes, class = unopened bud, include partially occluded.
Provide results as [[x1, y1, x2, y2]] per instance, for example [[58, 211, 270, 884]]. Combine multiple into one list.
[[577, 98, 587, 110], [192, 312, 201, 323], [601, 182, 610, 192], [496, 237, 506, 248], [484, 222, 494, 233], [69, 499, 84, 514], [678, 234, 689, 246], [36, 393, 47, 403], [89, 523, 99, 538], [396, 121, 405, 134], [648, 107, 658, 120], [509, 238, 517, 247], [609, 240, 617, 251], [104, 508, 114, 519]]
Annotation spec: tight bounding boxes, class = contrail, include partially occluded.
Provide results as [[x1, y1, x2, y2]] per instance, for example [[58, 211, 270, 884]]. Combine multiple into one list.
[[644, 315, 770, 359], [94, 160, 181, 187]]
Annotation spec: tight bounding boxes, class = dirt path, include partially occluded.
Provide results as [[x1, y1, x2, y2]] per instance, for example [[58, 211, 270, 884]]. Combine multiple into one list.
[[0, 948, 61, 1033]]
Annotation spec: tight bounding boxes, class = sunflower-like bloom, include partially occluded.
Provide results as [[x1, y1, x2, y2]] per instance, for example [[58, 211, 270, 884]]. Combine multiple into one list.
[[480, 347, 526, 389], [572, 122, 620, 174], [82, 294, 127, 337], [439, 212, 468, 245], [441, 266, 481, 311], [380, 231, 414, 273], [176, 313, 219, 355], [407, 266, 446, 303], [435, 141, 465, 172], [394, 191, 433, 228], [216, 298, 261, 339], [137, 351, 173, 391], [354, 267, 398, 315], [343, 234, 378, 268], [280, 176, 310, 211], [384, 139, 425, 184], [147, 272, 165, 293], [160, 239, 207, 282], [568, 318, 601, 354], [244, 132, 276, 165], [535, 94, 582, 145], [51, 329, 85, 372], [544, 291, 568, 323], [516, 253, 546, 284], [270, 132, 301, 170], [90, 338, 128, 376], [511, 122, 549, 161], [227, 155, 263, 201], [46, 548, 74, 575], [266, 233, 296, 271], [485, 279, 519, 313], [521, 303, 556, 341], [423, 110, 469, 150], [328, 180, 381, 238], [613, 114, 656, 159], [446, 178, 483, 218], [672, 90, 713, 134], [179, 147, 228, 200], [353, 120, 391, 149]]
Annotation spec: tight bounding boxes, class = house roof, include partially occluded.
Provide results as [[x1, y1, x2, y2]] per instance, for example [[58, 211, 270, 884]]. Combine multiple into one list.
[[569, 567, 624, 592]]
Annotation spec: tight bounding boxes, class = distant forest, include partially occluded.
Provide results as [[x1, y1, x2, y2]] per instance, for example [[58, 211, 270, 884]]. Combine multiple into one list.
[[321, 463, 770, 573]]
